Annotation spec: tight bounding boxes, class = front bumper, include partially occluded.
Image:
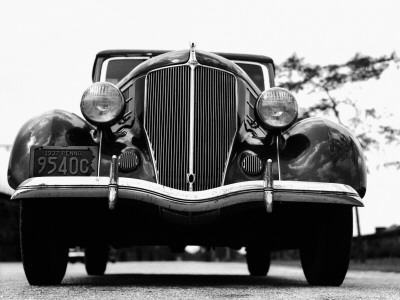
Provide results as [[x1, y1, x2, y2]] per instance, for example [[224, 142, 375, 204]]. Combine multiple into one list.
[[11, 176, 363, 212]]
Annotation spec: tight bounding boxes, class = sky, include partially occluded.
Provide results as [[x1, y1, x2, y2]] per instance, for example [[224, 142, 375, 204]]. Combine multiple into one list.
[[0, 0, 399, 234]]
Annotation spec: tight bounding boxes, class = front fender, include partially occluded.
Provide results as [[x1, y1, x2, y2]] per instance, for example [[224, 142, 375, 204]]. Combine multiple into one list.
[[224, 117, 367, 199], [8, 110, 95, 189], [280, 117, 367, 198]]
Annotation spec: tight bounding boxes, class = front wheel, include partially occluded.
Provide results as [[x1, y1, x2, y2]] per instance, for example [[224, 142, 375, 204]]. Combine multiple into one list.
[[300, 205, 353, 286], [85, 244, 109, 275], [246, 246, 271, 276], [20, 200, 69, 285]]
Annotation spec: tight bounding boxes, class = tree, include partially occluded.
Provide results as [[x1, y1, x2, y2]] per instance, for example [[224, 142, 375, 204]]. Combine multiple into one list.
[[276, 52, 400, 169]]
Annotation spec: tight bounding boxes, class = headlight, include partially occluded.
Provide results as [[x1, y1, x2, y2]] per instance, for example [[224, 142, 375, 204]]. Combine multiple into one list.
[[255, 87, 298, 130], [80, 82, 125, 126]]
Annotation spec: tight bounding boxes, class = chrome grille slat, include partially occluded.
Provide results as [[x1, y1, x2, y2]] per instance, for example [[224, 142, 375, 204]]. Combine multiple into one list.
[[145, 65, 236, 191]]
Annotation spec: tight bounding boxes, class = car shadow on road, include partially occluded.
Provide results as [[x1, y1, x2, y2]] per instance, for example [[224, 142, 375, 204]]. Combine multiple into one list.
[[62, 274, 308, 287]]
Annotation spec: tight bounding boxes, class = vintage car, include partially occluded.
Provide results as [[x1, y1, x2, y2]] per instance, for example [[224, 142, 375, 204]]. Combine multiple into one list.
[[8, 44, 366, 286]]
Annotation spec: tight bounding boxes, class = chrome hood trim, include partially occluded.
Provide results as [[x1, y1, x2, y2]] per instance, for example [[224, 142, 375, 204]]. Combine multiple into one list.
[[11, 177, 363, 210]]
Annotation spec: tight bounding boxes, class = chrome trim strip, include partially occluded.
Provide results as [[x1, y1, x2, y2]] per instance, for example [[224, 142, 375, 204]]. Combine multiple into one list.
[[186, 42, 198, 191], [189, 65, 195, 191], [276, 135, 281, 180], [143, 75, 159, 183], [97, 130, 103, 177], [221, 133, 236, 186], [12, 177, 364, 209]]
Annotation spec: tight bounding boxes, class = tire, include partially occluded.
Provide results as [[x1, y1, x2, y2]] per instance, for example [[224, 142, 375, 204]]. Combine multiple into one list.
[[20, 199, 69, 285], [85, 245, 109, 275], [299, 205, 353, 286], [246, 246, 271, 276]]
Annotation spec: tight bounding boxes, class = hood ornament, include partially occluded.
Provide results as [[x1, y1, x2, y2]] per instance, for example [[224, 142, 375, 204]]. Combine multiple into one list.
[[188, 42, 198, 65]]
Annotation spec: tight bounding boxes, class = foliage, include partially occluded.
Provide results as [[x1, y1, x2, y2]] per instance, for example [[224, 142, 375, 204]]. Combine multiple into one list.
[[276, 52, 399, 168]]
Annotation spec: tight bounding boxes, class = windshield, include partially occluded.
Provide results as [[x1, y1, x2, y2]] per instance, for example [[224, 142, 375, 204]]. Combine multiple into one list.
[[102, 58, 147, 84], [235, 62, 267, 90]]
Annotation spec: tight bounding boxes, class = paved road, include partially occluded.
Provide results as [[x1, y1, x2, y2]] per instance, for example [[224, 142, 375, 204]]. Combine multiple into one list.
[[1, 261, 399, 299]]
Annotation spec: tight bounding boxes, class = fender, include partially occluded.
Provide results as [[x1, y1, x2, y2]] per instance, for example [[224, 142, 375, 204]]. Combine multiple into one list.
[[280, 117, 367, 198], [8, 110, 95, 189], [224, 117, 367, 199]]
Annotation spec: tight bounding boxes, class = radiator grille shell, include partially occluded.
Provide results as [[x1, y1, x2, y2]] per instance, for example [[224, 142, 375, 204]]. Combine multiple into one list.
[[144, 65, 237, 191]]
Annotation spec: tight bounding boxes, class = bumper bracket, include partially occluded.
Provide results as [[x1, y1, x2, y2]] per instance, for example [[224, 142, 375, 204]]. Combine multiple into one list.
[[264, 159, 273, 213], [109, 155, 118, 210]]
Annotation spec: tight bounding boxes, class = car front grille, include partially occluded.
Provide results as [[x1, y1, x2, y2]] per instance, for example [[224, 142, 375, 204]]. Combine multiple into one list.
[[144, 65, 237, 191]]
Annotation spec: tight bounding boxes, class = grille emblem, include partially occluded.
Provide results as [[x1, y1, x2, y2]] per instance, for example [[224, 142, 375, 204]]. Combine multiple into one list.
[[187, 173, 196, 184]]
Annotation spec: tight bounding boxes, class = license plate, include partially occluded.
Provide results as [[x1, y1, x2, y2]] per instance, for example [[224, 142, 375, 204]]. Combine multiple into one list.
[[30, 146, 98, 177]]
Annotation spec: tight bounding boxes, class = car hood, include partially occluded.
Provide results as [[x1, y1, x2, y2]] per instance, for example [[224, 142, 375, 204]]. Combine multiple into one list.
[[118, 49, 258, 91]]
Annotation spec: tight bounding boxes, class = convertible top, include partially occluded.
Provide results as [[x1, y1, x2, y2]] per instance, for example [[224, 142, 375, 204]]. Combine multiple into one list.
[[92, 49, 275, 82]]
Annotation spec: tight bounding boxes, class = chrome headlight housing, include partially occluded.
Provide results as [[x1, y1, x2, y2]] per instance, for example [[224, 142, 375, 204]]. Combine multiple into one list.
[[255, 87, 298, 131], [80, 82, 125, 126]]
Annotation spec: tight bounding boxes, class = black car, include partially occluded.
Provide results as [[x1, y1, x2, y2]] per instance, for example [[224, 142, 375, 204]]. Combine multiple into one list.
[[8, 44, 366, 286]]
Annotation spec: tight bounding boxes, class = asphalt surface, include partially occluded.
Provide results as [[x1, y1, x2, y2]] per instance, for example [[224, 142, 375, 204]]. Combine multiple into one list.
[[1, 261, 399, 299]]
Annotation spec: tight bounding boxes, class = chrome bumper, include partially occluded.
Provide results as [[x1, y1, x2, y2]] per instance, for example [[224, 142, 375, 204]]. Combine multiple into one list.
[[11, 176, 363, 212]]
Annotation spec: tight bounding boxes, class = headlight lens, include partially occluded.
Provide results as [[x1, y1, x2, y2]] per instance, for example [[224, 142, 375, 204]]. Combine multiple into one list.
[[255, 87, 298, 130], [80, 82, 125, 126]]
